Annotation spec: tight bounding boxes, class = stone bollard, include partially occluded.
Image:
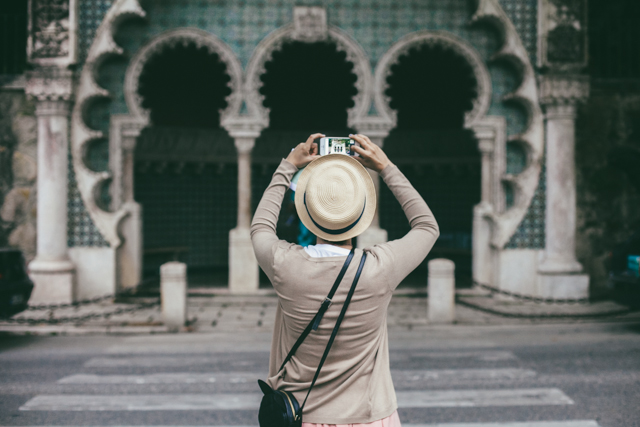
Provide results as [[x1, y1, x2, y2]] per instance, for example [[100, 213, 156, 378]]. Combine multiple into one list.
[[428, 258, 456, 324], [160, 262, 187, 331]]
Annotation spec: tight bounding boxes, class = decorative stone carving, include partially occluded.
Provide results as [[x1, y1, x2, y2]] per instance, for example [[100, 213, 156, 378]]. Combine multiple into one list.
[[28, 0, 78, 66], [375, 31, 492, 129], [538, 74, 590, 109], [470, 0, 545, 249], [25, 67, 73, 102], [538, 0, 587, 70], [374, 2, 544, 250], [124, 28, 243, 125], [71, 0, 146, 248], [245, 15, 373, 132], [292, 6, 327, 42]]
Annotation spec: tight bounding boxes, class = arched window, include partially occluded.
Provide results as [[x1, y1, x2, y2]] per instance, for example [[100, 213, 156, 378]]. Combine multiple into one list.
[[134, 42, 236, 285], [382, 43, 480, 286], [253, 41, 358, 245]]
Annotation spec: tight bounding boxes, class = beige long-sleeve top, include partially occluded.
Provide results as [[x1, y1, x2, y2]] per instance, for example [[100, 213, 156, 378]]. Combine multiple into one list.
[[250, 159, 439, 424]]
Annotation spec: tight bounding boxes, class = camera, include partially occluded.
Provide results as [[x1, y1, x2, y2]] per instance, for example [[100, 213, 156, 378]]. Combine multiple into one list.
[[319, 137, 359, 156]]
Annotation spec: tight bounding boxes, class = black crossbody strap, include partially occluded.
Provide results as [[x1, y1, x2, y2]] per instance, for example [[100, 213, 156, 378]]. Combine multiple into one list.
[[298, 252, 367, 414], [278, 248, 355, 372]]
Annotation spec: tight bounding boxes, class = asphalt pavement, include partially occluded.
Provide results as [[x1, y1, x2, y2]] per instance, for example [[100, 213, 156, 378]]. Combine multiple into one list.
[[1, 321, 639, 427]]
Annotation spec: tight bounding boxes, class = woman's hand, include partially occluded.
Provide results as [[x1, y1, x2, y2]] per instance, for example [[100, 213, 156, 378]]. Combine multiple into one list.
[[286, 133, 324, 169], [350, 134, 392, 173]]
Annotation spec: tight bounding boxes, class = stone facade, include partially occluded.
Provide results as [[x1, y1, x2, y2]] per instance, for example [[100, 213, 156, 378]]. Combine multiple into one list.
[[0, 0, 601, 302], [0, 90, 38, 262]]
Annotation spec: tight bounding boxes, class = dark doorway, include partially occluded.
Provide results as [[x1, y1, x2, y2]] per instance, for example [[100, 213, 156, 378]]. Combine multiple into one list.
[[382, 43, 481, 288], [134, 41, 236, 288], [254, 40, 358, 285]]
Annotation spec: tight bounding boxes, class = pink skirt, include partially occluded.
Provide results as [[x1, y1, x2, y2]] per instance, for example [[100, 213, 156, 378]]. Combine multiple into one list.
[[302, 410, 401, 427]]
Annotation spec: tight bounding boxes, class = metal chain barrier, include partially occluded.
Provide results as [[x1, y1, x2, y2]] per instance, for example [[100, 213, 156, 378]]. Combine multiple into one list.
[[458, 281, 636, 319], [0, 300, 159, 325], [472, 280, 590, 304], [456, 297, 634, 319], [0, 278, 160, 324], [24, 278, 158, 311]]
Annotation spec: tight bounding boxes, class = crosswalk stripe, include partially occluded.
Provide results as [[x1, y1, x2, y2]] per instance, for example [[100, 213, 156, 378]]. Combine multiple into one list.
[[58, 369, 536, 385], [83, 356, 254, 368], [393, 369, 536, 381], [57, 373, 261, 384], [396, 389, 574, 407], [19, 394, 262, 411], [0, 424, 602, 427], [396, 351, 517, 361], [19, 388, 572, 411], [403, 423, 600, 427]]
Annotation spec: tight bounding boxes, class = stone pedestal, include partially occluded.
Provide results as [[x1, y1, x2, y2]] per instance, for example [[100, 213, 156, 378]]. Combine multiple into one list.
[[537, 75, 590, 298], [228, 133, 260, 293], [26, 70, 76, 304], [160, 262, 187, 331], [472, 203, 493, 285], [428, 258, 456, 324], [229, 227, 260, 294]]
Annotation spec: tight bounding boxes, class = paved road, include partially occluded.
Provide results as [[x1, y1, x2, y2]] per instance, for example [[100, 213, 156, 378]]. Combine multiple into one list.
[[1, 321, 639, 427]]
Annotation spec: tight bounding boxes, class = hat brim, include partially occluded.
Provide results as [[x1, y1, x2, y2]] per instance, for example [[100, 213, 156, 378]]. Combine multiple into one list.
[[294, 154, 376, 242]]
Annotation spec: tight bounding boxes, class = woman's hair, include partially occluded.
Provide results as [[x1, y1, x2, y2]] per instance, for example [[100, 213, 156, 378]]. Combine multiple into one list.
[[329, 239, 349, 246]]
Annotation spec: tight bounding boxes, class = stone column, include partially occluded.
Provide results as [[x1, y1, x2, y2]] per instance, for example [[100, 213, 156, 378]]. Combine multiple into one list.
[[228, 133, 260, 293], [112, 120, 146, 292], [355, 133, 390, 248], [537, 75, 590, 298], [26, 69, 76, 304], [472, 128, 496, 286]]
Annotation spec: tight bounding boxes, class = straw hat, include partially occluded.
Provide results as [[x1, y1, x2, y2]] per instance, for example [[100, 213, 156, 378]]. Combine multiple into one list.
[[294, 154, 376, 242]]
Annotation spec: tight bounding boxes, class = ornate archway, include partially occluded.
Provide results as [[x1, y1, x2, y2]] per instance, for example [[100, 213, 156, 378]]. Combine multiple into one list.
[[72, 17, 243, 289], [243, 19, 373, 130]]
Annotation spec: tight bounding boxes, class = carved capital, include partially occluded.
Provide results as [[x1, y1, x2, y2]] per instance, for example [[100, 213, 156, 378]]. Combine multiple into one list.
[[538, 74, 589, 109], [28, 0, 78, 66], [222, 116, 266, 140], [477, 139, 495, 154], [471, 123, 497, 143], [35, 99, 71, 116], [544, 103, 578, 120], [292, 6, 327, 42], [234, 138, 255, 155], [26, 68, 73, 102]]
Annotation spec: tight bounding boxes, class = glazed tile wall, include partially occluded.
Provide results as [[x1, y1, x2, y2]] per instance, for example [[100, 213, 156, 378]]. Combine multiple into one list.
[[71, 0, 542, 249]]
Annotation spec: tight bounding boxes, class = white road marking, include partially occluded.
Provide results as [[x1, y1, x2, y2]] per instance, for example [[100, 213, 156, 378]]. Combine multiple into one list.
[[402, 350, 518, 361], [0, 423, 601, 427], [59, 368, 535, 384], [19, 394, 262, 411], [19, 388, 572, 411], [397, 388, 574, 408], [84, 356, 223, 367], [403, 423, 600, 427], [58, 372, 263, 384], [392, 368, 536, 382]]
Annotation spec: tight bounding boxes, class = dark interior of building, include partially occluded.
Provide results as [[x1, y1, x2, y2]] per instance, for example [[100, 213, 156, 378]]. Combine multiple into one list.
[[132, 39, 480, 289]]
